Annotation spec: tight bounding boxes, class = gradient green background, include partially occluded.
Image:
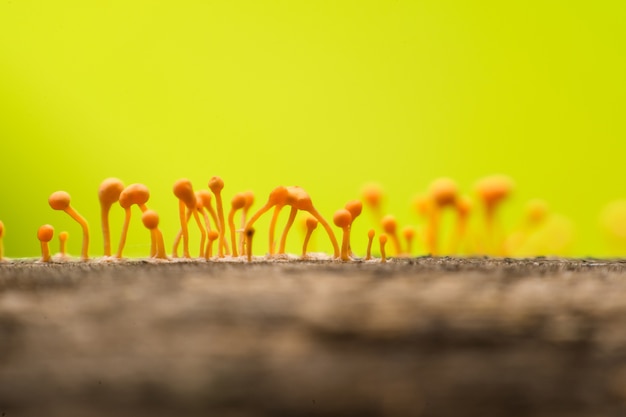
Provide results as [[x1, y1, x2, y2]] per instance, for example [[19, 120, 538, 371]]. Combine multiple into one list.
[[0, 1, 624, 258]]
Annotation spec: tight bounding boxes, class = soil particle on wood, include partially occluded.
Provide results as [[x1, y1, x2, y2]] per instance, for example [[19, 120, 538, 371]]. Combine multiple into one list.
[[1, 257, 626, 416]]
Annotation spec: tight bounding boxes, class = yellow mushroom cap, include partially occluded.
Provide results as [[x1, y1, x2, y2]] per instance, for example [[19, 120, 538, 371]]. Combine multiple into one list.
[[173, 179, 196, 209], [141, 210, 160, 230], [381, 214, 397, 234], [333, 209, 352, 229], [368, 229, 375, 239], [98, 178, 125, 206], [59, 231, 69, 241], [49, 191, 71, 211], [208, 230, 219, 240], [429, 178, 458, 207], [379, 234, 388, 244], [37, 224, 54, 242]]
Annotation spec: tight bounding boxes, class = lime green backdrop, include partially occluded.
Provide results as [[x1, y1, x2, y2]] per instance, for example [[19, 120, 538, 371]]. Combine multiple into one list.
[[0, 1, 624, 258]]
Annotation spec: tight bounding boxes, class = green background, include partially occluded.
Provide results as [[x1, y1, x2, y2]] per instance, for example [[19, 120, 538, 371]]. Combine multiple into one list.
[[0, 1, 624, 258]]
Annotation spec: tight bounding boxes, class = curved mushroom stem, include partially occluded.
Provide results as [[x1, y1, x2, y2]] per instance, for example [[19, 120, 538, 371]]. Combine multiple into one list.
[[268, 205, 285, 256], [301, 218, 318, 259], [192, 210, 206, 258], [64, 206, 89, 260], [172, 209, 194, 258], [278, 206, 298, 255], [304, 207, 340, 259], [244, 202, 275, 259], [116, 208, 132, 259]]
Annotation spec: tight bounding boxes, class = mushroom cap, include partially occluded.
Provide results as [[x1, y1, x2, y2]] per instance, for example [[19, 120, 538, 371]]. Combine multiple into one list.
[[268, 186, 289, 206], [475, 175, 514, 205], [429, 178, 458, 207], [37, 224, 54, 242], [49, 191, 71, 211], [412, 194, 431, 218], [287, 186, 313, 211], [402, 225, 416, 240], [456, 195, 473, 217], [195, 190, 212, 210], [173, 179, 196, 209], [381, 214, 397, 234], [119, 184, 150, 208], [367, 229, 375, 239], [243, 191, 255, 209], [345, 200, 363, 220], [305, 216, 318, 231], [208, 176, 224, 194], [141, 210, 160, 230], [333, 209, 352, 228], [231, 193, 247, 210], [525, 199, 549, 226], [361, 183, 384, 209], [98, 178, 125, 206]]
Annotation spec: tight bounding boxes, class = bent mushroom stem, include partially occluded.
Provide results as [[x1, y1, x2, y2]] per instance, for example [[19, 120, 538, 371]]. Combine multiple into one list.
[[278, 206, 298, 255], [64, 206, 89, 260], [305, 207, 340, 259], [116, 208, 132, 258]]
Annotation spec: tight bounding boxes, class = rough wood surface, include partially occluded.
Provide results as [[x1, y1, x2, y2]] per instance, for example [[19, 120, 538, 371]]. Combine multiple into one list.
[[1, 257, 626, 416]]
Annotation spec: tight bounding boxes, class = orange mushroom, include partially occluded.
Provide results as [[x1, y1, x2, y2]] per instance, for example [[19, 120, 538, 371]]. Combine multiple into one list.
[[381, 214, 402, 256], [333, 208, 352, 261], [173, 179, 206, 258], [98, 178, 124, 257], [208, 176, 229, 257], [426, 178, 458, 256], [379, 234, 388, 263], [365, 229, 375, 261], [475, 175, 514, 255], [116, 183, 150, 259], [141, 210, 167, 259], [38, 224, 54, 262], [49, 191, 89, 260], [59, 231, 69, 258], [301, 217, 318, 259]]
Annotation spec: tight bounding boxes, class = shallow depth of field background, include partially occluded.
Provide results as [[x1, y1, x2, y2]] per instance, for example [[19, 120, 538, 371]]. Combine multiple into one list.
[[0, 1, 624, 258]]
